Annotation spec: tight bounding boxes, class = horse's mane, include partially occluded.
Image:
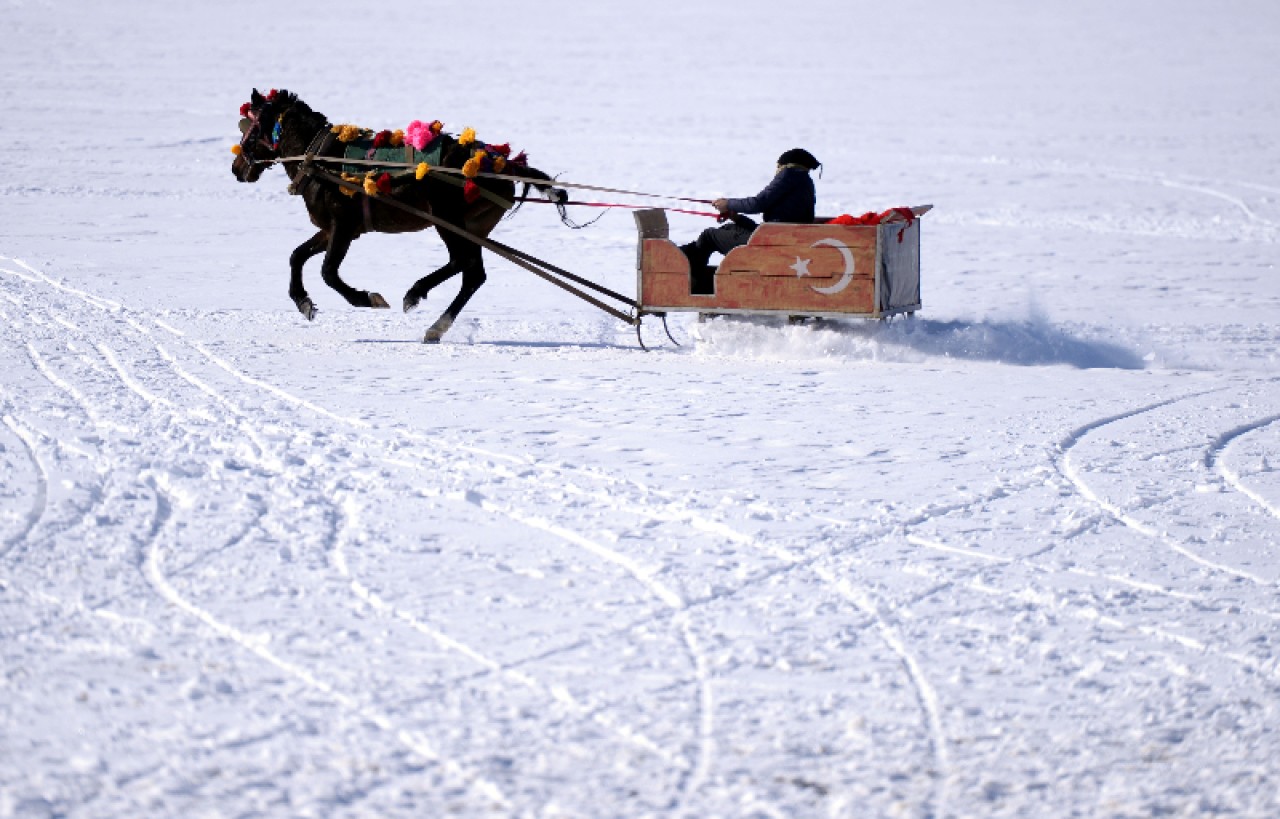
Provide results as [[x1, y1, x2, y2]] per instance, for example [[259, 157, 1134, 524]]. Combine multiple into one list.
[[269, 90, 330, 138]]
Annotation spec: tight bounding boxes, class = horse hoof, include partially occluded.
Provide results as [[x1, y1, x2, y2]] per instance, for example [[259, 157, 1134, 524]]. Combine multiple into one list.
[[423, 316, 453, 344], [403, 294, 420, 314], [369, 292, 390, 309], [297, 299, 317, 321]]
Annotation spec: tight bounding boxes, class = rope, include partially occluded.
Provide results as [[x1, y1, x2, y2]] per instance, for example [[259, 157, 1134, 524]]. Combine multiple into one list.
[[274, 152, 714, 208], [516, 198, 719, 219]]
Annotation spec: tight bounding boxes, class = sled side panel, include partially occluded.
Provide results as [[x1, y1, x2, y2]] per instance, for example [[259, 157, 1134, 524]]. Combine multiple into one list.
[[716, 224, 878, 313], [640, 238, 706, 309]]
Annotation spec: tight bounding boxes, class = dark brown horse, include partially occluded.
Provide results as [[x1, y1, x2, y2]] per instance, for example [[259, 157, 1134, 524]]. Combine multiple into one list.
[[232, 89, 566, 342]]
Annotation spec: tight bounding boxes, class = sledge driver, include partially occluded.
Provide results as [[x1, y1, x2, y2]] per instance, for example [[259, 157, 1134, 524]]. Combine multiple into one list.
[[680, 148, 821, 294]]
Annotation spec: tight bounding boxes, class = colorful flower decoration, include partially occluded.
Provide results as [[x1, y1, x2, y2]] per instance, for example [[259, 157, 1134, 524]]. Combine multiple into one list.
[[339, 172, 364, 196], [462, 150, 484, 179], [361, 172, 392, 197], [406, 119, 443, 151], [230, 144, 242, 156], [307, 115, 529, 201], [332, 124, 366, 143]]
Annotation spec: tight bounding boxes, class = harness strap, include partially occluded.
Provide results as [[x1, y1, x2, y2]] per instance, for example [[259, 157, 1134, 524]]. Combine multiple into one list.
[[274, 152, 713, 205], [303, 166, 638, 325], [288, 128, 333, 196], [428, 171, 515, 212]]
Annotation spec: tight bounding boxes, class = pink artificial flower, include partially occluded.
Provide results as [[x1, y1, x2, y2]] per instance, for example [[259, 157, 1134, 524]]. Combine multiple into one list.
[[405, 120, 438, 151]]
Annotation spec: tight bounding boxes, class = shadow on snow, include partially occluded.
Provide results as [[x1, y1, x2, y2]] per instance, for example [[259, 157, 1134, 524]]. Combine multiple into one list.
[[694, 316, 1147, 369]]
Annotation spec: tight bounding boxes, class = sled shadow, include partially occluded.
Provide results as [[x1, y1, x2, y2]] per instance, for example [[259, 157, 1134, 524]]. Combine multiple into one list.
[[847, 318, 1146, 369], [699, 315, 1147, 369]]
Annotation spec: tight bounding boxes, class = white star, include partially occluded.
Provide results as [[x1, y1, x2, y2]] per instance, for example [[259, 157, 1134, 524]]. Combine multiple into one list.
[[790, 257, 812, 277]]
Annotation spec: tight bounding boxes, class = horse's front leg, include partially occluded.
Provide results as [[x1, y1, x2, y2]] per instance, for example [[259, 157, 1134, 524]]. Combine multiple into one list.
[[423, 247, 486, 343], [403, 258, 461, 313], [319, 219, 390, 310], [289, 230, 328, 320]]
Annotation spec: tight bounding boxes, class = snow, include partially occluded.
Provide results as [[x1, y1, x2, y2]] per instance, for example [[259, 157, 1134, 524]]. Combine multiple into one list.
[[2, 0, 1279, 815]]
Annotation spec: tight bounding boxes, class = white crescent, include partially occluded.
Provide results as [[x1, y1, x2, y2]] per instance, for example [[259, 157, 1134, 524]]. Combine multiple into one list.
[[809, 238, 855, 295]]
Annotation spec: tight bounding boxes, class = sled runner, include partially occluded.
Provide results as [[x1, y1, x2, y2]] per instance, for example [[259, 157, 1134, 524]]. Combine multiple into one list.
[[633, 206, 930, 320]]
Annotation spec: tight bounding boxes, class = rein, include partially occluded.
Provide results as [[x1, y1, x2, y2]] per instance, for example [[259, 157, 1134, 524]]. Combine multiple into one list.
[[273, 151, 719, 215]]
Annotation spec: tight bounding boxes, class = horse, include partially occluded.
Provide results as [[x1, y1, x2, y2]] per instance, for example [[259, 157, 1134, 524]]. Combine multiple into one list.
[[231, 88, 567, 342]]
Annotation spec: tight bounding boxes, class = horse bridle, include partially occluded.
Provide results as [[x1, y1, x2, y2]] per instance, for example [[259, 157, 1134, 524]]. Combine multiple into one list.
[[237, 110, 281, 172]]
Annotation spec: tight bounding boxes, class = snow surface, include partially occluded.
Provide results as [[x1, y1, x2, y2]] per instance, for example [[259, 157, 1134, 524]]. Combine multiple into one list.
[[2, 0, 1280, 815]]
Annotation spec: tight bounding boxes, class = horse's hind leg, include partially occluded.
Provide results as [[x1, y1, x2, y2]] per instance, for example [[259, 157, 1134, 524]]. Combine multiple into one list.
[[403, 258, 461, 313], [423, 247, 486, 343], [319, 220, 389, 310], [289, 230, 328, 320]]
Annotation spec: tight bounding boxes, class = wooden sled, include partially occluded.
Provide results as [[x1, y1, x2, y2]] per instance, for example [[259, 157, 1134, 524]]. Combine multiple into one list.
[[634, 206, 930, 320]]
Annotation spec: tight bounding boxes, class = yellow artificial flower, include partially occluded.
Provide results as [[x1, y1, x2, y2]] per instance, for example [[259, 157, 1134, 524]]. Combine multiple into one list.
[[332, 124, 363, 143], [459, 127, 476, 146], [391, 129, 406, 148], [493, 156, 506, 173], [363, 173, 380, 196], [338, 172, 364, 196], [415, 162, 431, 180], [462, 151, 483, 178]]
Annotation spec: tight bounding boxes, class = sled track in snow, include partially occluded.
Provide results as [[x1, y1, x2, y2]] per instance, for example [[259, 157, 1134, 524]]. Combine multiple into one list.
[[2, 256, 953, 814], [903, 531, 1280, 684], [0, 413, 48, 559], [0, 260, 524, 811], [1205, 409, 1280, 521], [1, 258, 734, 812], [140, 475, 511, 809], [1053, 389, 1276, 585], [329, 489, 690, 768], [146, 293, 942, 809], [176, 321, 720, 807]]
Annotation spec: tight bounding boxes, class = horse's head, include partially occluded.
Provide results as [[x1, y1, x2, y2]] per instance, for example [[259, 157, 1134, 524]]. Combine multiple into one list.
[[231, 88, 288, 182]]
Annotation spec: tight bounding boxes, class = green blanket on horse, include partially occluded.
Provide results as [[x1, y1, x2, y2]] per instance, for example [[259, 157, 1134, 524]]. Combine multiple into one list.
[[340, 139, 447, 177]]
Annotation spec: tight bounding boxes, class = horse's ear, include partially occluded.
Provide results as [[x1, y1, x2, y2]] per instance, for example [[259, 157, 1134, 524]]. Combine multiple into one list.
[[251, 88, 265, 106]]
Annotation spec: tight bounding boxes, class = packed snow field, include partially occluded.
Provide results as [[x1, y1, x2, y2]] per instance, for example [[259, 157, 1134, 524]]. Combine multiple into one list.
[[3, 0, 1279, 816]]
